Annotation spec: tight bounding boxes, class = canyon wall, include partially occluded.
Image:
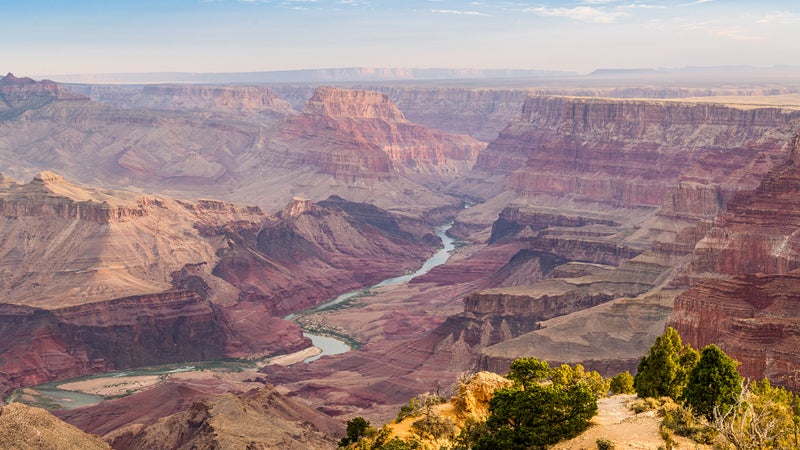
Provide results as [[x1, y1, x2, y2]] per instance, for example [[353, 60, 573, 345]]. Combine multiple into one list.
[[462, 96, 799, 206], [0, 172, 442, 395], [669, 148, 800, 387]]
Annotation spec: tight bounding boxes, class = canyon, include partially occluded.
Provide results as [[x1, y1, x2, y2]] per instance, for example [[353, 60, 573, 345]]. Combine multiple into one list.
[[2, 71, 800, 446]]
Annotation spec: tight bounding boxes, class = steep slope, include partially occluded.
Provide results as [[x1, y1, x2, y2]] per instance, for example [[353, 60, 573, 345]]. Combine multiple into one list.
[[260, 99, 800, 423], [0, 75, 482, 216], [0, 403, 110, 450], [106, 385, 342, 450]]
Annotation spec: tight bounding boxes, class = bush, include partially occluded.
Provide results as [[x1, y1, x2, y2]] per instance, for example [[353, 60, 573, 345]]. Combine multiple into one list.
[[609, 371, 635, 394], [410, 414, 456, 440], [473, 382, 598, 450], [596, 437, 615, 449], [659, 402, 715, 444], [629, 397, 662, 414]]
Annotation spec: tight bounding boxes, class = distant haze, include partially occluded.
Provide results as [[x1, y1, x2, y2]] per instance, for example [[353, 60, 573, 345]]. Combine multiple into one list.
[[2, 0, 799, 77]]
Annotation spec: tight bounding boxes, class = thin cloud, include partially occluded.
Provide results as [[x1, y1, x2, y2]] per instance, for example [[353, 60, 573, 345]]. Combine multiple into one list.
[[527, 6, 628, 23], [432, 9, 490, 16], [679, 0, 713, 6], [621, 3, 667, 9], [756, 12, 800, 24], [682, 21, 765, 41]]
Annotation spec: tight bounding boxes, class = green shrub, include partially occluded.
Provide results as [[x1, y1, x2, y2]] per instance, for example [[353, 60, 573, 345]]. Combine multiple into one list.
[[609, 371, 635, 394], [596, 437, 615, 449]]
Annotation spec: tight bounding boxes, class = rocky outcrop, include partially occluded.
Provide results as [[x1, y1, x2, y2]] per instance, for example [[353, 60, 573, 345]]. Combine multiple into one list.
[[215, 195, 440, 316], [689, 150, 800, 278], [130, 84, 294, 116], [0, 403, 110, 450], [0, 73, 87, 120], [271, 87, 484, 188], [669, 150, 800, 386], [0, 292, 225, 394], [0, 174, 441, 396], [106, 385, 342, 450], [489, 207, 620, 243]]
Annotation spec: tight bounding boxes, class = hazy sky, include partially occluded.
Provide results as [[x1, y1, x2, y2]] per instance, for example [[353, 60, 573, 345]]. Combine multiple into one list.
[[3, 0, 799, 76]]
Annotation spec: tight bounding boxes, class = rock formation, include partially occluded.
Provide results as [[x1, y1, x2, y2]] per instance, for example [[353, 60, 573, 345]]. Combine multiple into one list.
[[106, 385, 342, 450], [0, 75, 483, 215], [0, 172, 440, 396]]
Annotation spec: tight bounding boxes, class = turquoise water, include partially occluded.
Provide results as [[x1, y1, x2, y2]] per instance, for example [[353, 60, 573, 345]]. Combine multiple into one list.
[[299, 223, 456, 362]]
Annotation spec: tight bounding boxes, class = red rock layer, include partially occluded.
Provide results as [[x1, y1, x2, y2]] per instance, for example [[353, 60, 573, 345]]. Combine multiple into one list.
[[468, 96, 799, 204], [690, 147, 800, 277], [274, 87, 484, 185], [668, 272, 800, 388]]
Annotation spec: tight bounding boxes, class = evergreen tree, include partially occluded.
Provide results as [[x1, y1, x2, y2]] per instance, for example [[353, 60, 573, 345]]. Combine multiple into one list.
[[682, 344, 742, 421], [473, 383, 598, 450], [633, 327, 699, 399]]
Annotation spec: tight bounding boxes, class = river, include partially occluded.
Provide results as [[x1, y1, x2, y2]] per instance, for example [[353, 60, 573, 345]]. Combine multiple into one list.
[[12, 222, 456, 409], [293, 222, 456, 361]]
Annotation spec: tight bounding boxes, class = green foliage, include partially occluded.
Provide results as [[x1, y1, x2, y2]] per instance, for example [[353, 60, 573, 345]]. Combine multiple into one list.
[[551, 363, 610, 399], [449, 419, 488, 450], [396, 397, 422, 422], [506, 356, 551, 388], [395, 392, 445, 423], [634, 327, 699, 400], [596, 437, 615, 450], [338, 417, 374, 448], [472, 382, 598, 450], [609, 371, 635, 395], [681, 344, 742, 421]]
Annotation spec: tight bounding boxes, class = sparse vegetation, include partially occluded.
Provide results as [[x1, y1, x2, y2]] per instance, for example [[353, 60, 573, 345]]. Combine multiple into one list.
[[342, 330, 797, 450], [338, 417, 374, 448]]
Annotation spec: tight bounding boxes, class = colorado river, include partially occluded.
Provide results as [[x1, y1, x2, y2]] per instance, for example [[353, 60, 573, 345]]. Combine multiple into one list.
[[12, 223, 457, 409], [291, 222, 456, 361]]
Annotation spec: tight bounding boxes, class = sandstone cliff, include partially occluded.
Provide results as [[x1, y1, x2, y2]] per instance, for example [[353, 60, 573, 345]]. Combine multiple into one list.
[[0, 73, 87, 121], [267, 87, 484, 188], [460, 96, 798, 205], [0, 78, 482, 216], [669, 147, 800, 387]]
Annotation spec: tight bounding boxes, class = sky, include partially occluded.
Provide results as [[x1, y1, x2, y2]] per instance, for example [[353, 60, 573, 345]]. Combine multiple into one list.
[[2, 0, 799, 77]]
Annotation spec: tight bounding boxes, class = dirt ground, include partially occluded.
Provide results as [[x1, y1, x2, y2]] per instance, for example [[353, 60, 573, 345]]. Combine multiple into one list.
[[553, 395, 709, 450]]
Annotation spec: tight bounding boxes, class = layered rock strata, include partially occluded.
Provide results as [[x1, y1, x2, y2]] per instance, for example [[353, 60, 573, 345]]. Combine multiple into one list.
[[669, 272, 800, 388], [0, 173, 441, 396], [670, 149, 800, 386]]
